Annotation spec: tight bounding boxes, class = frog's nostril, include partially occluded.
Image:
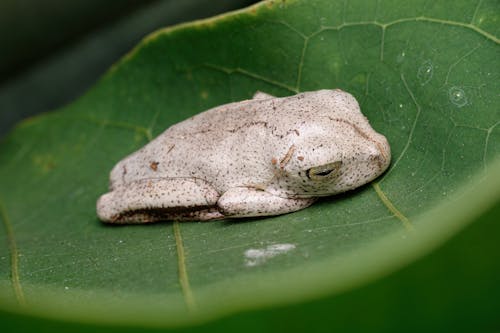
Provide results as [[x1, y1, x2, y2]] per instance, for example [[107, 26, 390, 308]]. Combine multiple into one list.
[[375, 144, 391, 171], [373, 142, 386, 161], [368, 137, 390, 167], [376, 153, 386, 169], [109, 162, 129, 190]]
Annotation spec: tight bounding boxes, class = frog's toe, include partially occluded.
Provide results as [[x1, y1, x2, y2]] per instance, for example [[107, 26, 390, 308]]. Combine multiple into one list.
[[96, 191, 117, 222]]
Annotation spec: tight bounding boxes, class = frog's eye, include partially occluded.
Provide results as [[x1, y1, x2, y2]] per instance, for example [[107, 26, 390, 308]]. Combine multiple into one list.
[[305, 161, 342, 181]]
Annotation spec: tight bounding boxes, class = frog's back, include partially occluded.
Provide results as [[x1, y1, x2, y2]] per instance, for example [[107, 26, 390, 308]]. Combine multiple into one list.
[[165, 90, 339, 138], [109, 90, 365, 191], [165, 98, 269, 137]]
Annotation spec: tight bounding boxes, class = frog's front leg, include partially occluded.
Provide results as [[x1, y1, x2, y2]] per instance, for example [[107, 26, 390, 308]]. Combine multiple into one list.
[[217, 187, 316, 218], [97, 178, 221, 223]]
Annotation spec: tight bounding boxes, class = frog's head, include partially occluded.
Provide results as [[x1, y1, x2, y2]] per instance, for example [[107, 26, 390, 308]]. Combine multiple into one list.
[[270, 89, 391, 198]]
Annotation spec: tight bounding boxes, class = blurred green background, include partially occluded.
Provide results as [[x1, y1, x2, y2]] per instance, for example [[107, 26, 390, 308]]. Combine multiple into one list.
[[0, 0, 257, 137]]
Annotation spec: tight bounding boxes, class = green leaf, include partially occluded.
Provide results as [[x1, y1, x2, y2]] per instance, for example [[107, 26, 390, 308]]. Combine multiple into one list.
[[1, 0, 499, 330]]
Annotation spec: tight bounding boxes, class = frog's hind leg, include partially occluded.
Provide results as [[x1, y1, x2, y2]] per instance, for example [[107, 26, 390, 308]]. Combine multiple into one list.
[[166, 207, 224, 222], [96, 178, 222, 223], [103, 207, 224, 224]]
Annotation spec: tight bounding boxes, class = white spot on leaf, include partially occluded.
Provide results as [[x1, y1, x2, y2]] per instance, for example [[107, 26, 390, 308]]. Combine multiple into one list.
[[417, 60, 433, 86], [244, 243, 296, 267], [396, 51, 406, 63]]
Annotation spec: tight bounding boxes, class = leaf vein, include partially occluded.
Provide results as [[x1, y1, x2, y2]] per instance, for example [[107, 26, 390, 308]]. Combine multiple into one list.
[[271, 19, 308, 39], [444, 42, 483, 85], [484, 121, 500, 171], [0, 198, 26, 305], [75, 116, 151, 141], [296, 38, 309, 91], [385, 16, 499, 43], [380, 73, 421, 182], [173, 222, 196, 312], [471, 0, 483, 25], [372, 183, 413, 230], [203, 63, 298, 94], [314, 16, 498, 44], [380, 26, 386, 61]]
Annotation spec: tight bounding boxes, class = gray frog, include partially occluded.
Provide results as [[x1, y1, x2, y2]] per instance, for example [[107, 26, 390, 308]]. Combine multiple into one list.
[[97, 89, 391, 223]]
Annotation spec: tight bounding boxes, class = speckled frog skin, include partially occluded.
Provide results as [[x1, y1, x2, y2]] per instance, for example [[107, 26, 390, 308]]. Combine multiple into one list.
[[97, 89, 391, 223]]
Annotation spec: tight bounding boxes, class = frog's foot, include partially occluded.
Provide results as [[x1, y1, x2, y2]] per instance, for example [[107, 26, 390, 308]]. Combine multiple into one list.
[[217, 187, 316, 218], [96, 178, 220, 223], [252, 91, 275, 100]]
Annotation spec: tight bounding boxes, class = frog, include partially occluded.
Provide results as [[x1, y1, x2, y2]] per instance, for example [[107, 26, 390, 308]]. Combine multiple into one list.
[[96, 89, 391, 223]]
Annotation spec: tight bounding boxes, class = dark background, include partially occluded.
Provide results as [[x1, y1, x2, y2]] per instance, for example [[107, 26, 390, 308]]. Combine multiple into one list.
[[0, 0, 257, 137]]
